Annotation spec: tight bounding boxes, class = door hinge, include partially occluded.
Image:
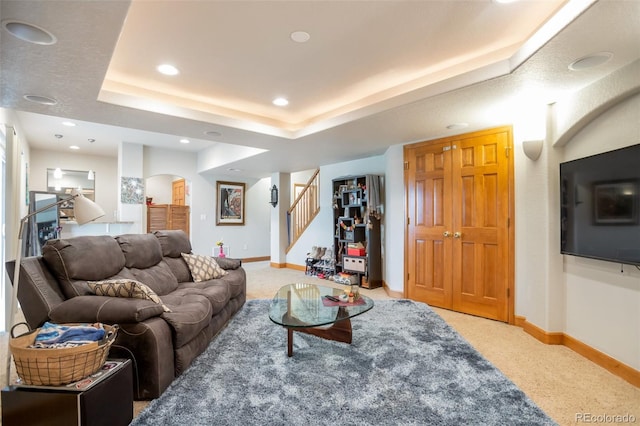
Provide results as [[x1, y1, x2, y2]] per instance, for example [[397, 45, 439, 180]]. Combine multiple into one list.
[[505, 146, 511, 158], [404, 161, 409, 170], [507, 288, 510, 298], [407, 273, 410, 281], [407, 217, 410, 225], [507, 217, 510, 228]]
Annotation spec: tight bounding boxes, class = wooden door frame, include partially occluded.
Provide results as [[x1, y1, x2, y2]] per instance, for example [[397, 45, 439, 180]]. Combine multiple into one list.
[[403, 126, 516, 324]]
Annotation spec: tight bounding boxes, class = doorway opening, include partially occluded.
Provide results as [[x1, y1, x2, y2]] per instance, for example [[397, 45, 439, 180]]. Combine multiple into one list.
[[145, 174, 191, 236]]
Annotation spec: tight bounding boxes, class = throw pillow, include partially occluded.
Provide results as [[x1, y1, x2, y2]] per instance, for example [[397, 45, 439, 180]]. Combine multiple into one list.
[[88, 279, 171, 312], [181, 253, 228, 282]]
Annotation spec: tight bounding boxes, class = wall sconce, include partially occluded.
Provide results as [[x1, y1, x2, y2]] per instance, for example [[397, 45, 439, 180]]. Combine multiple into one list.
[[270, 185, 278, 208], [522, 140, 543, 161]]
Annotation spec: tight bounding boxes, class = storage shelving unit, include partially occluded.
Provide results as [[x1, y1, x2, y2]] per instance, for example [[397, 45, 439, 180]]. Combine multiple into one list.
[[332, 175, 382, 289]]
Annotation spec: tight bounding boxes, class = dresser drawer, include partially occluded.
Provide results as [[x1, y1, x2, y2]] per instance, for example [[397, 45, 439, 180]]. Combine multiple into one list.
[[343, 256, 366, 273]]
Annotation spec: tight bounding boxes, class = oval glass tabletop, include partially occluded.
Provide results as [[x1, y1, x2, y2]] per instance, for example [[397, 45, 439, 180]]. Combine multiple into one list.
[[268, 283, 374, 328]]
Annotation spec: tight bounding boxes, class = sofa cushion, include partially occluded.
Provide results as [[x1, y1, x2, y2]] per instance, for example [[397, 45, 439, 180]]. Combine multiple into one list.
[[154, 230, 192, 258], [43, 236, 127, 298], [171, 283, 230, 316], [208, 268, 246, 299], [162, 256, 192, 283], [160, 294, 212, 348], [116, 234, 163, 269], [181, 253, 227, 281], [126, 261, 179, 296], [88, 279, 171, 312]]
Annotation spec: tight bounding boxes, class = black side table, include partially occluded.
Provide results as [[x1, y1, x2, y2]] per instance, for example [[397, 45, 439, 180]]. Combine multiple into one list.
[[1, 359, 133, 426]]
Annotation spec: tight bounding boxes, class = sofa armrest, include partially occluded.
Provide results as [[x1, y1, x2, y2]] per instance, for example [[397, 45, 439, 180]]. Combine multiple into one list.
[[214, 257, 242, 270], [49, 295, 165, 324]]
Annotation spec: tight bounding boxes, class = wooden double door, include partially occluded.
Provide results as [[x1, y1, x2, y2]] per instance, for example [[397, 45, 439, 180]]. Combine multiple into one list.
[[404, 127, 514, 322]]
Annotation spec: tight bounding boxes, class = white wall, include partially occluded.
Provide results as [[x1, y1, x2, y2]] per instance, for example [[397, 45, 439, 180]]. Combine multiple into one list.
[[13, 68, 640, 371], [27, 144, 272, 258], [285, 156, 386, 268], [270, 172, 291, 265], [2, 119, 29, 331], [281, 71, 639, 372], [515, 66, 640, 372], [118, 142, 144, 232], [383, 145, 405, 294], [29, 150, 137, 237], [29, 150, 118, 223], [514, 118, 566, 331], [146, 175, 177, 205], [559, 94, 640, 369], [291, 169, 316, 201], [143, 146, 271, 258]]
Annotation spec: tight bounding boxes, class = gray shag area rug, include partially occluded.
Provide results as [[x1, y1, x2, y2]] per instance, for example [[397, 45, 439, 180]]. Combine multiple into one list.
[[132, 299, 556, 425]]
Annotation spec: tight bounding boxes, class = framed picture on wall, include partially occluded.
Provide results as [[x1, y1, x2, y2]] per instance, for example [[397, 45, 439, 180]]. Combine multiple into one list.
[[593, 180, 638, 225], [217, 181, 245, 225]]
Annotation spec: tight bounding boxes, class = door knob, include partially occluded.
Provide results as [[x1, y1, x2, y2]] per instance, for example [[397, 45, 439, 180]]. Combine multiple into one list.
[[454, 232, 462, 238], [443, 231, 451, 237]]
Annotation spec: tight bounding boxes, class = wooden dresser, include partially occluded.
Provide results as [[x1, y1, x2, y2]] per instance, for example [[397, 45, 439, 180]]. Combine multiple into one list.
[[147, 204, 190, 235]]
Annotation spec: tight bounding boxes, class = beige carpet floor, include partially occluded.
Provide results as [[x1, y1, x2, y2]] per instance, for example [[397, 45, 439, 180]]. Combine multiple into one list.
[[2, 261, 638, 425]]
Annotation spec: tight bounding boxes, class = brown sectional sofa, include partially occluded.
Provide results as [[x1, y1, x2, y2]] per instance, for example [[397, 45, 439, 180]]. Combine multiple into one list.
[[7, 230, 246, 399]]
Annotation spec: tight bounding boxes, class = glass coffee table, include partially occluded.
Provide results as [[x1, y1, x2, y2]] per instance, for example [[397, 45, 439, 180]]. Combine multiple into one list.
[[268, 283, 374, 356]]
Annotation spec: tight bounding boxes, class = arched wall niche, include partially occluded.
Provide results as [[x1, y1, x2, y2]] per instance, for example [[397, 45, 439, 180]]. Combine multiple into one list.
[[144, 174, 192, 236], [145, 174, 191, 206], [551, 60, 640, 147]]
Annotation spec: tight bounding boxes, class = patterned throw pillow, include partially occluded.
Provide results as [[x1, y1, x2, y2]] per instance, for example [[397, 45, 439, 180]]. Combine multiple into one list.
[[88, 279, 171, 312], [181, 253, 228, 282]]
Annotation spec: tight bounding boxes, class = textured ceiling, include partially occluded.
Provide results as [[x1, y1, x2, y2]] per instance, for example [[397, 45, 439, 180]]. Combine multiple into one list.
[[1, 0, 639, 178], [102, 0, 563, 135]]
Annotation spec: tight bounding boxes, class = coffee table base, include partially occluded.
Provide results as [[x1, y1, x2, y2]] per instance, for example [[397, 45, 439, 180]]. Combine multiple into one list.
[[285, 318, 352, 357]]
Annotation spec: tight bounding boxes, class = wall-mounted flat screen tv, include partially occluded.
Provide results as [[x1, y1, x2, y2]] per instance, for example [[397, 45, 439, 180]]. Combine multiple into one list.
[[560, 144, 640, 266]]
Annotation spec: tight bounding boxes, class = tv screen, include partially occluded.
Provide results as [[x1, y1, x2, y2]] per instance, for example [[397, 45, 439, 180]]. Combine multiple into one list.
[[560, 144, 640, 266]]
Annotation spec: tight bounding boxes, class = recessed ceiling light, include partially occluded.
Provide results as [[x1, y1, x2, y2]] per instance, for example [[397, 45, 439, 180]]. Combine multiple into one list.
[[69, 145, 80, 150], [290, 31, 310, 43], [62, 121, 76, 127], [273, 97, 289, 107], [568, 52, 613, 71], [446, 123, 469, 130], [2, 20, 57, 45], [157, 64, 179, 76], [88, 138, 95, 143], [23, 94, 58, 105], [493, 0, 520, 4], [227, 168, 242, 172], [54, 134, 63, 139], [179, 138, 190, 144], [204, 130, 222, 137]]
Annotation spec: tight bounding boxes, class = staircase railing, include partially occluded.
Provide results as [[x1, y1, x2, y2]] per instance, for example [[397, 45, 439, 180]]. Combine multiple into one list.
[[286, 169, 320, 253]]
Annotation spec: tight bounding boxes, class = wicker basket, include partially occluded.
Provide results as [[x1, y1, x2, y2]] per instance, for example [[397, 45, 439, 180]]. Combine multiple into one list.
[[9, 323, 118, 386]]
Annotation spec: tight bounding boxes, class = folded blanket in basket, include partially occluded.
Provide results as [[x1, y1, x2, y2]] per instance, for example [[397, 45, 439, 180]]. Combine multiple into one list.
[[31, 322, 106, 349]]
